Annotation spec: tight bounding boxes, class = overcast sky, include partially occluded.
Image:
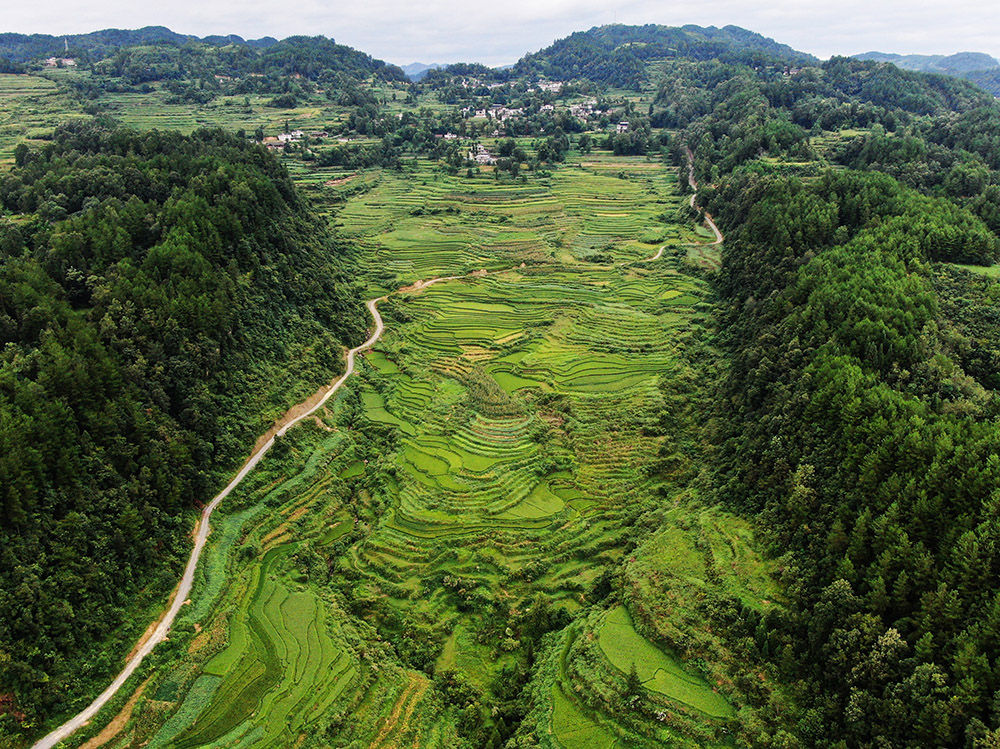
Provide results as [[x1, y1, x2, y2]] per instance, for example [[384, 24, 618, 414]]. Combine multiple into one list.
[[3, 0, 998, 68]]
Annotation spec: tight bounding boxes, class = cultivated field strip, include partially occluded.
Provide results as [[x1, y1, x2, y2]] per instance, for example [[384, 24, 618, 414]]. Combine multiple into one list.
[[87, 154, 737, 747]]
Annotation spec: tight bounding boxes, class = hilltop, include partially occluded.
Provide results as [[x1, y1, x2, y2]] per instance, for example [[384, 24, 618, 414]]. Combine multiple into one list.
[[0, 28, 406, 89], [513, 23, 817, 87], [0, 25, 278, 63], [401, 62, 444, 80]]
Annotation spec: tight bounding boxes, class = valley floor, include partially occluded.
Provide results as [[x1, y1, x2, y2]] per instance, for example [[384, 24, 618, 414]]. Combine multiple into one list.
[[57, 153, 788, 748]]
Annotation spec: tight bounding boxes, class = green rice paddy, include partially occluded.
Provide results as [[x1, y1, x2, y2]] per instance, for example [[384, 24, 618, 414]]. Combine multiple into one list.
[[58, 133, 775, 747], [597, 606, 733, 718], [0, 73, 88, 165]]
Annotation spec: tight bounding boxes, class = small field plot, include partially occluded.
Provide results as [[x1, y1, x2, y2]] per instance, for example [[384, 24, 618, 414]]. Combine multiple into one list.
[[954, 263, 1000, 278], [598, 606, 734, 718]]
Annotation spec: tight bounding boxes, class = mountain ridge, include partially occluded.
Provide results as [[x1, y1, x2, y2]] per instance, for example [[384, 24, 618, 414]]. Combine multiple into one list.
[[854, 50, 1000, 96], [855, 50, 1000, 74], [0, 25, 279, 63], [513, 23, 817, 87]]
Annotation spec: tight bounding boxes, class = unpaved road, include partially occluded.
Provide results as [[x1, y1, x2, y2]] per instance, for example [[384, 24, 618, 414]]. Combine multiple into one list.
[[644, 245, 666, 261], [685, 145, 724, 245], [31, 272, 473, 749]]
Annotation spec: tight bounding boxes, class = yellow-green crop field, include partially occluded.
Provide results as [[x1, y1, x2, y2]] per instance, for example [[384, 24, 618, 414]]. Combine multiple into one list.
[[0, 73, 87, 165]]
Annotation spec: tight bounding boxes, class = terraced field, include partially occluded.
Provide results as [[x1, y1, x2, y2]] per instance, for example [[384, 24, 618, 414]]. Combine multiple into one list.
[[99, 90, 345, 135], [71, 152, 783, 748], [0, 73, 87, 165]]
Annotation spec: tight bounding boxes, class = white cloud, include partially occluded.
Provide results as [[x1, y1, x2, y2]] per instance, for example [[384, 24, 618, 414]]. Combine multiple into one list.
[[1, 0, 997, 67]]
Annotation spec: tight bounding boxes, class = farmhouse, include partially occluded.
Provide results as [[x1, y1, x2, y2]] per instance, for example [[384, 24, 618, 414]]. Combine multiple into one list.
[[468, 144, 496, 165], [617, 121, 630, 133], [490, 105, 525, 121]]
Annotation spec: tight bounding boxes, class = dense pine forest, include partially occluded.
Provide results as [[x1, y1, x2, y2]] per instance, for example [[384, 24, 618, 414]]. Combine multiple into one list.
[[0, 123, 363, 733], [2, 20, 1000, 749]]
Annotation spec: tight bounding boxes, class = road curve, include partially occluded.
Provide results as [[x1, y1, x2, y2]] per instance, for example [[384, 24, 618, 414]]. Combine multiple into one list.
[[31, 273, 464, 749], [644, 245, 666, 261]]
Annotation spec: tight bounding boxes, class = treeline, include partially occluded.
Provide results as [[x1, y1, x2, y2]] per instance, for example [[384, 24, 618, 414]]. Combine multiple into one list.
[[0, 26, 277, 65], [708, 167, 1000, 745], [0, 122, 363, 741]]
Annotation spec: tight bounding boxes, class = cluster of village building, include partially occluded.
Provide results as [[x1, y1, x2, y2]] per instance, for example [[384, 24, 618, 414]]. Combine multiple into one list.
[[458, 91, 611, 125], [460, 104, 525, 121], [467, 143, 497, 164], [253, 76, 630, 161], [260, 130, 337, 150]]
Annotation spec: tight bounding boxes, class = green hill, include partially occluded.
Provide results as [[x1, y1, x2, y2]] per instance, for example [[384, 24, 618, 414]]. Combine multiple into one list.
[[854, 51, 1000, 96], [513, 23, 817, 87], [0, 122, 363, 729]]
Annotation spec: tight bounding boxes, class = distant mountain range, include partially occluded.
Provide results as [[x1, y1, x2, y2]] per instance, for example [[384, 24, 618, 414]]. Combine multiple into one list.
[[854, 51, 1000, 96], [401, 62, 443, 81], [854, 51, 999, 75], [0, 26, 278, 63]]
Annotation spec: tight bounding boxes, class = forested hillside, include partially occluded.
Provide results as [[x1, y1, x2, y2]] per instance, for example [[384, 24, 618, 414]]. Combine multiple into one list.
[[0, 26, 278, 64], [0, 123, 363, 732], [707, 167, 1000, 747], [514, 24, 816, 88], [661, 42, 1000, 746], [0, 31, 406, 108], [854, 51, 1000, 97], [87, 36, 406, 89]]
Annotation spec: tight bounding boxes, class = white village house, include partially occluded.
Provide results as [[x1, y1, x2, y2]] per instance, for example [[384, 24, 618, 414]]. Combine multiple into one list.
[[468, 144, 496, 165]]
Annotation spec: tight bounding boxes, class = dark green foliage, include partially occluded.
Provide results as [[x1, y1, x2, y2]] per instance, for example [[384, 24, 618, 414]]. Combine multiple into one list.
[[0, 57, 23, 74], [0, 26, 277, 65], [0, 122, 362, 736], [711, 167, 1000, 745], [255, 36, 406, 83], [514, 23, 815, 88]]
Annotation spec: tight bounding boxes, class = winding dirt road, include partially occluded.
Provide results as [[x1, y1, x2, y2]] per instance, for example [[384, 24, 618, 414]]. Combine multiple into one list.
[[644, 245, 666, 261], [31, 272, 472, 749], [685, 146, 724, 245]]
